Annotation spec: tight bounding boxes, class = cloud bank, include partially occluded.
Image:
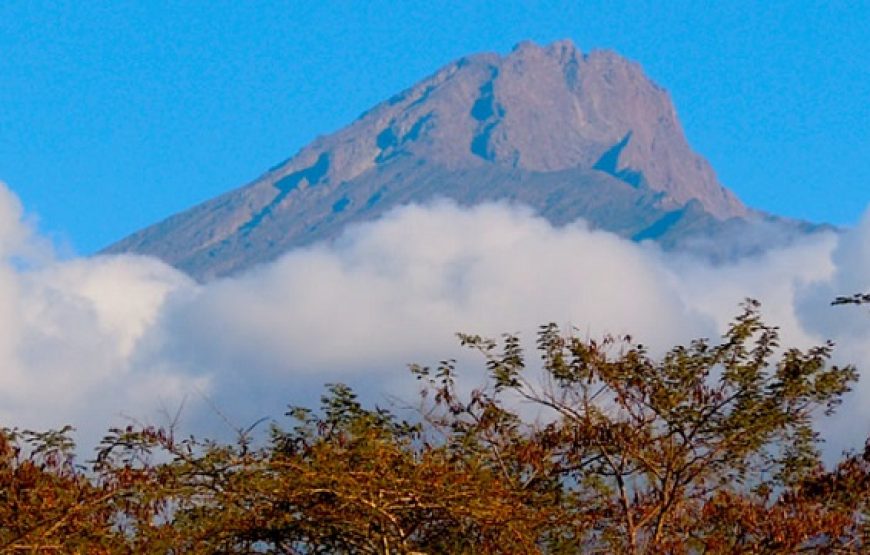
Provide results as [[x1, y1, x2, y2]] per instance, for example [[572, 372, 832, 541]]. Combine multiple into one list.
[[0, 183, 868, 453]]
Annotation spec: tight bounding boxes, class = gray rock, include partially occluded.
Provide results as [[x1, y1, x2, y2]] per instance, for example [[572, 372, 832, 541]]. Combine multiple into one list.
[[104, 40, 817, 281]]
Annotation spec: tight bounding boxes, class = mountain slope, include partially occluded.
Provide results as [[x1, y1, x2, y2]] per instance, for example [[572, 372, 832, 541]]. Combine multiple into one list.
[[107, 40, 773, 280]]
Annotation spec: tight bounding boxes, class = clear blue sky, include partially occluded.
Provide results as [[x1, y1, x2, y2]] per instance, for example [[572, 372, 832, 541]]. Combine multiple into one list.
[[1, 1, 868, 254]]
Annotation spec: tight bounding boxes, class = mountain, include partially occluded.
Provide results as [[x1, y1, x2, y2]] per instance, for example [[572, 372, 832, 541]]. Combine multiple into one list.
[[105, 39, 811, 280]]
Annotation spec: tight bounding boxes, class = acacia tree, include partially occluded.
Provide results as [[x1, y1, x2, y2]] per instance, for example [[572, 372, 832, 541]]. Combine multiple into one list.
[[419, 299, 864, 553], [1, 300, 869, 554], [833, 293, 870, 306], [0, 426, 131, 553], [73, 385, 557, 554]]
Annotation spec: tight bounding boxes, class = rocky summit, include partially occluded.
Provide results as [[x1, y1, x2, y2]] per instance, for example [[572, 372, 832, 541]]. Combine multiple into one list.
[[105, 39, 812, 280]]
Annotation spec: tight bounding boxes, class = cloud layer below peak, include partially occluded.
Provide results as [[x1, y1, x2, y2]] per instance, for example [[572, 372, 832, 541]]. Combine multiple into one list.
[[0, 184, 868, 454]]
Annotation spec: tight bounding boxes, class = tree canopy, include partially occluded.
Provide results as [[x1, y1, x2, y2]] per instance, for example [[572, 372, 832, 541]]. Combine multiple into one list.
[[2, 301, 869, 553]]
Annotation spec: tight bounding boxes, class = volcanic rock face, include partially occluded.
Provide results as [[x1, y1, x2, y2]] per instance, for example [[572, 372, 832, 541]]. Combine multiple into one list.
[[107, 40, 757, 280]]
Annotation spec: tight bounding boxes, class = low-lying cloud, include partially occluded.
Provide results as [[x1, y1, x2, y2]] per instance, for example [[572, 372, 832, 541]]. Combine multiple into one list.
[[0, 183, 868, 454]]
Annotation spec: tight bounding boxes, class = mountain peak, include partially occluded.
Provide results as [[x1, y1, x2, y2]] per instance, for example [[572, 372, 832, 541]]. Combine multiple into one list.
[[265, 40, 744, 219], [106, 41, 754, 279], [511, 37, 577, 59]]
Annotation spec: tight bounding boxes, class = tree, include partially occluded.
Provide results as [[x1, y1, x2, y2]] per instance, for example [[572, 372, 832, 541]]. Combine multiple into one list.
[[832, 292, 870, 306], [0, 426, 129, 553], [1, 300, 868, 553], [421, 299, 865, 553]]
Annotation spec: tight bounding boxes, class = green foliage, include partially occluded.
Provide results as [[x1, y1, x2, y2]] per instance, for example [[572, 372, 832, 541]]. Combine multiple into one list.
[[452, 300, 861, 552]]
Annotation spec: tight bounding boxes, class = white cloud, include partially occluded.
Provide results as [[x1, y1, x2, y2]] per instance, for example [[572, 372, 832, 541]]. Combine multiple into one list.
[[0, 185, 205, 447], [0, 182, 868, 454]]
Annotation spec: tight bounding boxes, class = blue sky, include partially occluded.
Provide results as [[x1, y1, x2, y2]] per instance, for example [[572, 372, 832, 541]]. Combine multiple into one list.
[[1, 1, 867, 254]]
